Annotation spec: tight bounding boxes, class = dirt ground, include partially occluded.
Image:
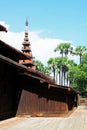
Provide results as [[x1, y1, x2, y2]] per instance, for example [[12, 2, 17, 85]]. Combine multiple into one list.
[[0, 105, 87, 130]]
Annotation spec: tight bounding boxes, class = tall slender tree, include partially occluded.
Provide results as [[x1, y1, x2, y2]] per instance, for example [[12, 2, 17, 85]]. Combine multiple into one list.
[[63, 43, 73, 57], [54, 43, 64, 57], [55, 57, 64, 84], [60, 57, 68, 85], [48, 57, 58, 82], [73, 46, 87, 64], [67, 60, 77, 86], [54, 43, 73, 57]]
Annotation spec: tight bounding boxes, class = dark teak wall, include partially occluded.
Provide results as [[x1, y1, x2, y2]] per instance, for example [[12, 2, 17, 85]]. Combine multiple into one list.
[[17, 76, 68, 117], [0, 61, 21, 120]]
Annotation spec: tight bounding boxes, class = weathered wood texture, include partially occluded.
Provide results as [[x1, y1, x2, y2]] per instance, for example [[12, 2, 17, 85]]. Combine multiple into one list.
[[0, 56, 79, 120], [16, 75, 77, 117], [17, 89, 68, 116], [0, 62, 21, 120]]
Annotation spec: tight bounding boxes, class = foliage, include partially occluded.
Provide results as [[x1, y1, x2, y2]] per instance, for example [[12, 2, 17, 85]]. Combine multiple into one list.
[[73, 46, 87, 64], [54, 44, 87, 97], [68, 61, 87, 97], [34, 60, 50, 76], [47, 57, 58, 81], [54, 42, 73, 57], [73, 68, 87, 97], [81, 53, 87, 64], [34, 43, 87, 97]]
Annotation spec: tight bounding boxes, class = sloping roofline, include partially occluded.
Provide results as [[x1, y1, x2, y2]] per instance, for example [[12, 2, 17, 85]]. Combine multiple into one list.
[[0, 35, 79, 94], [0, 40, 32, 61], [0, 24, 7, 32], [0, 53, 79, 94]]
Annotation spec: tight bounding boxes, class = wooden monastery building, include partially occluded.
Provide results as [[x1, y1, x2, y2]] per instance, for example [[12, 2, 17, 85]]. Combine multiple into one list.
[[0, 23, 79, 121]]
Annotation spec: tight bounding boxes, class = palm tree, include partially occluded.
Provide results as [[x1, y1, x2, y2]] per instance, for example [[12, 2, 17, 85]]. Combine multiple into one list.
[[73, 46, 87, 64], [57, 58, 76, 86], [55, 57, 64, 84], [48, 57, 58, 82], [48, 57, 70, 85], [54, 43, 73, 57], [66, 60, 77, 86], [60, 57, 68, 86], [54, 43, 64, 57], [63, 43, 73, 57]]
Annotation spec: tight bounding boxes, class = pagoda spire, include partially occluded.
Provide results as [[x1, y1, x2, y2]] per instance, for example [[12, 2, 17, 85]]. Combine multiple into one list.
[[26, 18, 28, 26], [19, 19, 35, 70], [25, 18, 28, 34]]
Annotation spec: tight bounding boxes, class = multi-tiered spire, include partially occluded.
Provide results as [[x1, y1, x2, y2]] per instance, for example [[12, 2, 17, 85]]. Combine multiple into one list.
[[20, 19, 35, 70]]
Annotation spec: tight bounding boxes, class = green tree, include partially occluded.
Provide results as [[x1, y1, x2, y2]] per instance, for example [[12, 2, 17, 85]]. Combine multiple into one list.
[[60, 58, 76, 86], [54, 43, 73, 57], [55, 57, 63, 84], [34, 60, 50, 76], [68, 65, 78, 86], [81, 53, 87, 64], [60, 57, 68, 85], [43, 66, 51, 76], [74, 69, 87, 96], [34, 60, 44, 72], [48, 57, 58, 82], [68, 62, 87, 97], [73, 46, 87, 64], [63, 43, 73, 57], [54, 43, 64, 57], [48, 57, 71, 85], [54, 57, 65, 84]]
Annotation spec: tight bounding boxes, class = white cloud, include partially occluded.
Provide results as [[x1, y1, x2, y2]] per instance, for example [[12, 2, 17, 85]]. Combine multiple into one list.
[[0, 21, 78, 65]]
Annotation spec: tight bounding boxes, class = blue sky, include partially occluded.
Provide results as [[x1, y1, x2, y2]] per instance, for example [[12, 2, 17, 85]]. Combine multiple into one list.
[[0, 0, 87, 64], [1, 0, 87, 44]]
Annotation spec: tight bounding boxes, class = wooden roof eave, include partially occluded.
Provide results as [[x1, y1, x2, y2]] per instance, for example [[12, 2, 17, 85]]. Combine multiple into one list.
[[19, 70, 79, 94], [0, 54, 54, 84], [48, 84, 79, 94], [0, 54, 27, 71], [19, 71, 47, 83], [19, 68, 55, 85], [0, 40, 31, 60], [0, 54, 79, 94], [0, 25, 7, 32]]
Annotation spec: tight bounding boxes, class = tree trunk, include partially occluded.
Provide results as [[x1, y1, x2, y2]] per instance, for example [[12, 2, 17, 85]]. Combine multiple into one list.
[[66, 72, 69, 86], [64, 72, 66, 86], [61, 68, 63, 86], [59, 71, 60, 85], [55, 72, 58, 84], [53, 68, 55, 82]]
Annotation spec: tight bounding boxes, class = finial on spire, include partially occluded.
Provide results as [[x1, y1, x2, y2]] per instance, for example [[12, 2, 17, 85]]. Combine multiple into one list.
[[26, 17, 28, 26]]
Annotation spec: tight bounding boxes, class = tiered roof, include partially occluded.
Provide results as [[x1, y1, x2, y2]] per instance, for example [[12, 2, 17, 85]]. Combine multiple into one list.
[[20, 20, 35, 69]]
